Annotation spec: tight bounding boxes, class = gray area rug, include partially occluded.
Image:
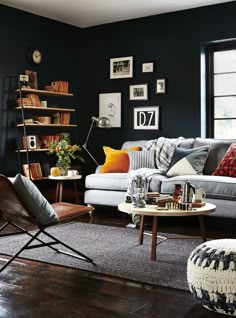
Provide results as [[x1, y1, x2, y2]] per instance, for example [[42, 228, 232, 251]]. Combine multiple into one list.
[[0, 222, 203, 290]]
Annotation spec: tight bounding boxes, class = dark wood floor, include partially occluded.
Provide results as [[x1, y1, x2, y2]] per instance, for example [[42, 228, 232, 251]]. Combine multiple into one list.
[[0, 207, 234, 318]]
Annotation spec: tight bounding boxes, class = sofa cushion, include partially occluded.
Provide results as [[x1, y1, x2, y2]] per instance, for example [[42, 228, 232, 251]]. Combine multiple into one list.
[[166, 146, 210, 177], [212, 143, 236, 177], [100, 146, 139, 173], [128, 150, 156, 170], [161, 175, 236, 200], [193, 138, 236, 175], [86, 173, 129, 191], [85, 172, 165, 193], [169, 146, 210, 169]]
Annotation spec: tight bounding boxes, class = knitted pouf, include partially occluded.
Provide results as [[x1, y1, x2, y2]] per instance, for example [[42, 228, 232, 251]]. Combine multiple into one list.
[[187, 239, 236, 316]]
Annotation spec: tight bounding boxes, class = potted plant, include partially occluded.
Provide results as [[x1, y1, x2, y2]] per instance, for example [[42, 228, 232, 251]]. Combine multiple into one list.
[[47, 139, 83, 175]]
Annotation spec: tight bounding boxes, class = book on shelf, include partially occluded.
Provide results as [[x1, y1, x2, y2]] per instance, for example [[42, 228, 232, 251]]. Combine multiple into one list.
[[60, 112, 70, 124], [22, 163, 43, 180]]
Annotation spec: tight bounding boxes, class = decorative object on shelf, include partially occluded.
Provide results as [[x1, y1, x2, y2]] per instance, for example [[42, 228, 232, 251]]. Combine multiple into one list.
[[57, 132, 71, 143], [19, 74, 29, 88], [82, 116, 111, 166], [25, 70, 38, 89], [156, 79, 166, 94], [52, 112, 61, 124], [99, 92, 121, 127], [129, 84, 148, 100], [26, 48, 42, 66], [41, 100, 47, 107], [47, 139, 83, 176], [134, 106, 159, 130], [34, 116, 51, 124], [44, 85, 54, 92], [41, 135, 60, 149], [26, 93, 41, 106], [110, 56, 133, 79], [142, 62, 154, 73], [51, 81, 69, 93], [22, 163, 43, 179], [22, 135, 41, 149]]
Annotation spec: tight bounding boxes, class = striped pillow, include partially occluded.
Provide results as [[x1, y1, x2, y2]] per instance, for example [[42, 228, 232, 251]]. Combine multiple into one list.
[[128, 150, 156, 170]]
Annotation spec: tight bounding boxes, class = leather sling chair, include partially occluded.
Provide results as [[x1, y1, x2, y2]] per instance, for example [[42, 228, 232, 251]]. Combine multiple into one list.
[[0, 174, 95, 273]]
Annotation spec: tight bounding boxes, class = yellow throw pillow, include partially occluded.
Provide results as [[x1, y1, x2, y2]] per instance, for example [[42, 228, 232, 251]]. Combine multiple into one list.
[[100, 146, 140, 173]]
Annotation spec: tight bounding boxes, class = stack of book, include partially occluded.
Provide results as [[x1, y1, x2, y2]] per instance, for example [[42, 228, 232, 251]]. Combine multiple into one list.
[[60, 112, 70, 124], [22, 163, 43, 180]]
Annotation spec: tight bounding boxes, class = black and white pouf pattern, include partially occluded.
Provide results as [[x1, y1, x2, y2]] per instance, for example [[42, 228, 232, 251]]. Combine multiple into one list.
[[187, 239, 236, 316]]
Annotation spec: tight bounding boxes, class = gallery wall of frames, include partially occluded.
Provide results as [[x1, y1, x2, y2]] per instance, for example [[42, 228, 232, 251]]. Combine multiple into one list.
[[1, 2, 236, 176]]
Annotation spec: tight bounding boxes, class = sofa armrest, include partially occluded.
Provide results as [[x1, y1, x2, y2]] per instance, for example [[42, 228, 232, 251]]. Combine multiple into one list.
[[95, 165, 103, 174]]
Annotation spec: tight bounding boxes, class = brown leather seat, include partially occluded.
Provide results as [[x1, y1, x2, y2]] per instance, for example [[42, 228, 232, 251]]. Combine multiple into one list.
[[0, 175, 95, 272]]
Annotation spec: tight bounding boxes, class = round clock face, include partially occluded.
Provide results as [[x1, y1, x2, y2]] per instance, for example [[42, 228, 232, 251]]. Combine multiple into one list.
[[32, 49, 42, 64], [27, 48, 42, 65]]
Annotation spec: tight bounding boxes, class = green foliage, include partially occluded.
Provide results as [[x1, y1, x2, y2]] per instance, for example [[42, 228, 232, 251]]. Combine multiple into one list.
[[47, 139, 84, 168]]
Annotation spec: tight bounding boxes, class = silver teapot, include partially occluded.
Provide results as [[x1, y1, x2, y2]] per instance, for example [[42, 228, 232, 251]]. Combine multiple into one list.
[[182, 180, 195, 203]]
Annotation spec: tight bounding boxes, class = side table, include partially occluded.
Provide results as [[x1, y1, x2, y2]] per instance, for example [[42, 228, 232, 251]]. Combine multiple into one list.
[[49, 175, 82, 204]]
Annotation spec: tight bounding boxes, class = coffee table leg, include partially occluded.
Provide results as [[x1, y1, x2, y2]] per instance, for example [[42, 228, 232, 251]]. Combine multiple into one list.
[[73, 181, 79, 204], [151, 216, 158, 261], [198, 215, 206, 242], [58, 181, 63, 202], [138, 215, 145, 245]]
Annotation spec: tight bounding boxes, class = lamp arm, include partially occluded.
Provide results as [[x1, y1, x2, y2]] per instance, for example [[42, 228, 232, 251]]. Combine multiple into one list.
[[82, 117, 100, 166], [82, 144, 100, 166], [83, 118, 96, 148]]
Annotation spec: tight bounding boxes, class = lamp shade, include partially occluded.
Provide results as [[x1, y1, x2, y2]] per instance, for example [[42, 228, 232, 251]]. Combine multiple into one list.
[[92, 116, 111, 128]]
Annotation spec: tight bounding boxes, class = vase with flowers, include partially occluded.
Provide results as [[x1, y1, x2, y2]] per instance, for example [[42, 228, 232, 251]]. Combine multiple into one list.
[[47, 139, 83, 176]]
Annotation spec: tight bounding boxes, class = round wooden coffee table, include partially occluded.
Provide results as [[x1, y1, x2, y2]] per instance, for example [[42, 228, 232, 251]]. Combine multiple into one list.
[[118, 202, 216, 261]]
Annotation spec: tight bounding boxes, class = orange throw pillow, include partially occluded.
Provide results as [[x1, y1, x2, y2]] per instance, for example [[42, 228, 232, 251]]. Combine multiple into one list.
[[100, 146, 140, 173]]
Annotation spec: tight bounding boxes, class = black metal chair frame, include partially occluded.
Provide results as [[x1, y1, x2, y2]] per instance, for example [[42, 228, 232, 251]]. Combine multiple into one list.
[[0, 175, 95, 273]]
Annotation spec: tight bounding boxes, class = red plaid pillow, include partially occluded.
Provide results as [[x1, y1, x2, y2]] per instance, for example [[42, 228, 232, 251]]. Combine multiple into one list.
[[212, 143, 236, 177]]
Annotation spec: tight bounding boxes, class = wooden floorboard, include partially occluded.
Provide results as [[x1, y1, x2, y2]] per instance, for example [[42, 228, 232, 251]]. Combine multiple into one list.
[[0, 208, 234, 318]]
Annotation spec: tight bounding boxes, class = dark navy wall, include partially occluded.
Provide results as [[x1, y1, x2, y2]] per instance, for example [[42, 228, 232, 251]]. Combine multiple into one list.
[[1, 2, 236, 176], [0, 5, 83, 176], [79, 1, 236, 169]]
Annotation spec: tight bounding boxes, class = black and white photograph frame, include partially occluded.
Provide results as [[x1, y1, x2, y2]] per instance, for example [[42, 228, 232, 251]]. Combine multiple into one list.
[[134, 106, 159, 130], [156, 79, 166, 94], [142, 62, 154, 73], [99, 92, 121, 127], [110, 56, 133, 79], [129, 84, 148, 101]]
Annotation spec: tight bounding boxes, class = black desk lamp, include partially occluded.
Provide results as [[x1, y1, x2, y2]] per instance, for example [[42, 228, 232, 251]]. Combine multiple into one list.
[[82, 116, 111, 166]]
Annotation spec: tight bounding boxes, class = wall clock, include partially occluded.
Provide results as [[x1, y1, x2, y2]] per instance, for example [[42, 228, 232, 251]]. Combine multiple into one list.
[[26, 48, 42, 65]]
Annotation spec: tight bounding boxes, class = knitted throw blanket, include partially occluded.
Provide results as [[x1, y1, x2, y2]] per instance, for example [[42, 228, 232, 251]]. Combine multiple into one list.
[[144, 136, 184, 174]]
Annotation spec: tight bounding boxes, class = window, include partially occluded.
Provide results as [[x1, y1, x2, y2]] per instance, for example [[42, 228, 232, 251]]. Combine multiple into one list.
[[206, 41, 236, 139]]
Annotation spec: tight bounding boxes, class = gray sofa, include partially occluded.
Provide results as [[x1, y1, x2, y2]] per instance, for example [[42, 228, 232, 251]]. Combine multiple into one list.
[[84, 138, 236, 218]]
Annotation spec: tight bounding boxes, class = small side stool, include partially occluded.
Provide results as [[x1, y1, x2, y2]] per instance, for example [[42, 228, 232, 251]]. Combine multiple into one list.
[[187, 239, 236, 316], [49, 175, 82, 204]]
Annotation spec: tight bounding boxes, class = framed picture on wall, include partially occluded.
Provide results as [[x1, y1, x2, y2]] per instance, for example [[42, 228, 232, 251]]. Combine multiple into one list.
[[110, 56, 133, 79], [142, 62, 154, 73], [129, 84, 148, 100], [99, 92, 121, 127], [134, 106, 159, 130], [156, 79, 166, 94]]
